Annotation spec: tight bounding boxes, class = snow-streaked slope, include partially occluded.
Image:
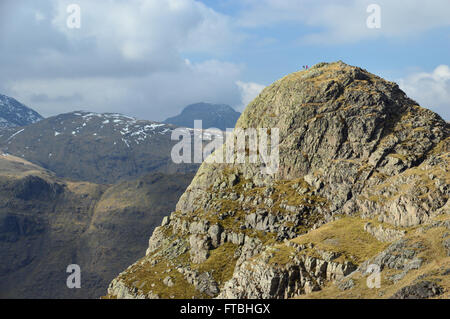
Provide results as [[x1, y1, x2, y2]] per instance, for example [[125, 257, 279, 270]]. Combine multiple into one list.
[[0, 94, 43, 128], [0, 111, 200, 183]]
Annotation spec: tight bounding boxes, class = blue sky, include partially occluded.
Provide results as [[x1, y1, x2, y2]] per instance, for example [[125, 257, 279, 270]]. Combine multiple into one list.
[[0, 0, 448, 120]]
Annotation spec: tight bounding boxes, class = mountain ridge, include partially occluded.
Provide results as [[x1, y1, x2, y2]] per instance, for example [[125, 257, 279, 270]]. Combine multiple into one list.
[[0, 110, 199, 184], [164, 102, 241, 130]]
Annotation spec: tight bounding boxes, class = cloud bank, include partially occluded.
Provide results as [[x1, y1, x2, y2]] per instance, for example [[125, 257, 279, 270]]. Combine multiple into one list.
[[236, 81, 266, 112], [398, 65, 450, 120], [0, 0, 248, 120]]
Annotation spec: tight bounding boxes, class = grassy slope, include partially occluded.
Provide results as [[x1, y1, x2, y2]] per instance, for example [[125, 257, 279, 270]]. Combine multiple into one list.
[[293, 216, 450, 299]]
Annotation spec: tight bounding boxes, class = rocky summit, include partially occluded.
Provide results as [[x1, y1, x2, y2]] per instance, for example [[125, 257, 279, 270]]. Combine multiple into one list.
[[164, 103, 241, 131], [106, 61, 449, 299]]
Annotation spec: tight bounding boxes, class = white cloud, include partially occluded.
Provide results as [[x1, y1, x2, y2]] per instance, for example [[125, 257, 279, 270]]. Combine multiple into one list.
[[34, 11, 46, 23], [0, 0, 245, 120], [236, 81, 266, 111], [398, 65, 450, 120], [7, 59, 244, 121], [51, 0, 239, 61], [3, 0, 448, 122], [237, 0, 450, 44]]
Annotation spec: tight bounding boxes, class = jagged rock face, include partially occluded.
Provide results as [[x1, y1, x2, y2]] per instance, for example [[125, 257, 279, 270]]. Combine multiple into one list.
[[107, 62, 449, 299], [218, 245, 357, 299], [177, 61, 448, 223], [0, 94, 43, 128]]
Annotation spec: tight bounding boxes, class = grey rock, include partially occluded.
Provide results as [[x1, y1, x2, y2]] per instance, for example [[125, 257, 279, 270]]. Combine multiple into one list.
[[390, 281, 443, 299], [163, 276, 174, 287], [189, 235, 211, 263], [364, 222, 406, 242], [337, 278, 355, 291], [442, 238, 450, 256]]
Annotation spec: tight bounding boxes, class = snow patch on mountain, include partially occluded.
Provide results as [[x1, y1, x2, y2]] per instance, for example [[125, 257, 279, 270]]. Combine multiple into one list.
[[0, 94, 43, 128]]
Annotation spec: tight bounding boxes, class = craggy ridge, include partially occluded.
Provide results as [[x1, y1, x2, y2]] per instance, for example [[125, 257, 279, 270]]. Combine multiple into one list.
[[107, 61, 449, 299]]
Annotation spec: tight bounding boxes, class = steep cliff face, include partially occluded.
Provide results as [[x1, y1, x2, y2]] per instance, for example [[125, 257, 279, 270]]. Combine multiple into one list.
[[107, 61, 449, 299]]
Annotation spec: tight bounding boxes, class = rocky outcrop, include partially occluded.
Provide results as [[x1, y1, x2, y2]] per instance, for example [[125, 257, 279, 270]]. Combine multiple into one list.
[[108, 277, 149, 299], [218, 245, 357, 299], [390, 281, 443, 299], [364, 222, 405, 242], [107, 61, 449, 299], [358, 238, 425, 283]]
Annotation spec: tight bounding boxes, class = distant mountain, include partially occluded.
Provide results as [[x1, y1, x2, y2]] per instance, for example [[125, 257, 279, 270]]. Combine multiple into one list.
[[0, 111, 199, 184], [0, 94, 43, 128], [0, 153, 195, 298], [164, 102, 240, 130]]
